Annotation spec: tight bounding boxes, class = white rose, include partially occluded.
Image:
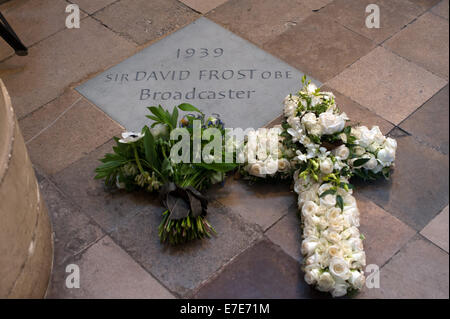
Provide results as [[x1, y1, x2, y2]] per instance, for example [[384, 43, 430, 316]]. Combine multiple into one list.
[[277, 158, 290, 172], [249, 162, 266, 177], [302, 112, 317, 128], [326, 207, 341, 220], [329, 219, 345, 232], [347, 237, 364, 252], [385, 137, 397, 150], [283, 101, 297, 118], [333, 145, 350, 160], [353, 146, 366, 156], [329, 257, 351, 280], [377, 147, 396, 164], [264, 158, 278, 175], [363, 155, 378, 170], [308, 123, 323, 136], [326, 231, 342, 244], [319, 158, 334, 174], [301, 238, 319, 256], [303, 225, 319, 238], [331, 282, 349, 298], [320, 194, 336, 207], [317, 272, 335, 292], [304, 268, 321, 285], [349, 270, 365, 290], [358, 126, 376, 147], [343, 194, 357, 208], [287, 116, 301, 130], [302, 201, 319, 217], [328, 245, 343, 258], [318, 112, 346, 135], [350, 251, 366, 267], [305, 253, 320, 266], [351, 127, 362, 139], [343, 207, 360, 226], [318, 183, 333, 194], [367, 142, 380, 153], [371, 126, 385, 144]]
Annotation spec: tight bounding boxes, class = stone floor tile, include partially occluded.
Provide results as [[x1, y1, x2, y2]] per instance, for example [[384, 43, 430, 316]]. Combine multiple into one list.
[[207, 176, 295, 231], [39, 179, 104, 266], [265, 205, 302, 262], [93, 0, 198, 45], [384, 12, 449, 79], [326, 47, 447, 125], [301, 0, 334, 10], [431, 0, 449, 19], [109, 201, 261, 296], [408, 0, 441, 10], [179, 0, 229, 13], [207, 0, 314, 46], [321, 85, 394, 134], [47, 236, 175, 299], [0, 17, 136, 119], [354, 128, 449, 231], [401, 85, 449, 154], [358, 235, 449, 298], [51, 140, 159, 232], [421, 205, 449, 252], [18, 88, 82, 143], [193, 239, 328, 298], [356, 195, 416, 267], [26, 98, 122, 175], [71, 0, 116, 14], [264, 13, 376, 82], [0, 0, 86, 60], [321, 0, 423, 44]]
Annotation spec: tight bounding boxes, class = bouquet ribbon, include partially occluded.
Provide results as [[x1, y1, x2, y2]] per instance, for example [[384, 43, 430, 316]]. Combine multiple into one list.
[[159, 183, 208, 220]]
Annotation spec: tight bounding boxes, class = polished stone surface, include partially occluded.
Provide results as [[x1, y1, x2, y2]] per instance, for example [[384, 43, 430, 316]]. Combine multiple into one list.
[[401, 85, 449, 154], [326, 47, 447, 125], [109, 201, 261, 296], [76, 17, 313, 131], [421, 205, 449, 252], [48, 236, 175, 299], [193, 239, 328, 298], [384, 12, 449, 79], [355, 128, 449, 231], [264, 12, 375, 82]]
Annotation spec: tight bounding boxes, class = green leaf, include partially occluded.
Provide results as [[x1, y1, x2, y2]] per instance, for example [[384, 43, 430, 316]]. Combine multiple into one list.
[[319, 188, 336, 198], [353, 157, 370, 167], [177, 103, 202, 113], [336, 194, 344, 211], [171, 106, 179, 128], [142, 126, 158, 170], [194, 162, 237, 173]]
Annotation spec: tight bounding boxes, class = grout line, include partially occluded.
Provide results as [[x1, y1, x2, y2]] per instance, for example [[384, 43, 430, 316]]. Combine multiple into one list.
[[418, 232, 450, 255], [25, 96, 82, 144]]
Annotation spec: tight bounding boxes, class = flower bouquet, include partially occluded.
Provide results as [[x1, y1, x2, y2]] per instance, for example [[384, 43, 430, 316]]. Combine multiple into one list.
[[95, 103, 237, 244]]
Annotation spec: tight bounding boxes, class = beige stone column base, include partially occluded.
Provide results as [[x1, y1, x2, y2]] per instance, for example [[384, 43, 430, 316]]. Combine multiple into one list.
[[0, 79, 53, 298]]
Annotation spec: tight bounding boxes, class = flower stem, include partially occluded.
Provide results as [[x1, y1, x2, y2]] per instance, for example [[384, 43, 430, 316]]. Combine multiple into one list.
[[132, 143, 145, 175]]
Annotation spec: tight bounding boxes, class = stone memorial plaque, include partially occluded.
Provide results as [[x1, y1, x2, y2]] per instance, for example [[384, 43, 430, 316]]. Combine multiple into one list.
[[76, 17, 320, 130]]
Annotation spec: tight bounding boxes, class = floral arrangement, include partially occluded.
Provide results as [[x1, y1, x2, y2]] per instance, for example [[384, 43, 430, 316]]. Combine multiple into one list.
[[95, 103, 237, 244], [242, 76, 397, 297], [96, 76, 397, 297]]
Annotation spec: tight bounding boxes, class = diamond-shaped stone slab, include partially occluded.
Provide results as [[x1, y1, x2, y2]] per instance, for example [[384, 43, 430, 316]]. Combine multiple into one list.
[[76, 17, 316, 130]]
